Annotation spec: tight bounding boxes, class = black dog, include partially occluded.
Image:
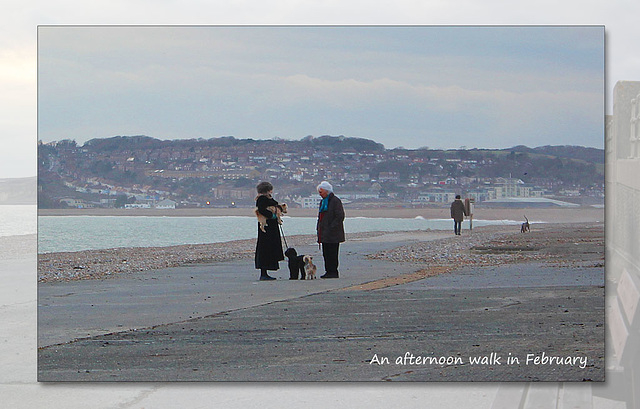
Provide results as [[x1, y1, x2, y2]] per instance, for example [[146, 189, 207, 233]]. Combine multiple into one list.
[[284, 247, 306, 280], [521, 215, 530, 233]]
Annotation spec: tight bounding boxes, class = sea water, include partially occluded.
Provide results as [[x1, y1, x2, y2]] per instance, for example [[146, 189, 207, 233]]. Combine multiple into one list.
[[0, 205, 37, 237], [37, 215, 519, 254]]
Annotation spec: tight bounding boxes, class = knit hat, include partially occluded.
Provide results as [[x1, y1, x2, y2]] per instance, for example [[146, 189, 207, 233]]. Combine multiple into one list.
[[317, 181, 333, 193]]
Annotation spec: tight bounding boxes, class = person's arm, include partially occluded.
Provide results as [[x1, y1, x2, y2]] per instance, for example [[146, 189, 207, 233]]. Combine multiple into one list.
[[329, 198, 345, 227], [256, 197, 276, 219]]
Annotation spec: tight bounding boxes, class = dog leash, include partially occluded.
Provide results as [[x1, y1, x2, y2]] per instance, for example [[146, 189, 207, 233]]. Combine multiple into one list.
[[280, 219, 320, 251], [279, 224, 290, 249]]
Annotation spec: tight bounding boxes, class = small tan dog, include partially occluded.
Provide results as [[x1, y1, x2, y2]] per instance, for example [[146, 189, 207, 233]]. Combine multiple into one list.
[[303, 255, 317, 280], [255, 203, 287, 233]]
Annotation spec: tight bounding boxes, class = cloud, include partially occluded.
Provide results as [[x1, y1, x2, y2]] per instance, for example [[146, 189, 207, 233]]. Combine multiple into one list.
[[22, 24, 609, 170]]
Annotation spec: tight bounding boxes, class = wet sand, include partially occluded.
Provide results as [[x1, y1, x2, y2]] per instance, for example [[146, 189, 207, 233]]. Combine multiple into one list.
[[38, 206, 604, 223]]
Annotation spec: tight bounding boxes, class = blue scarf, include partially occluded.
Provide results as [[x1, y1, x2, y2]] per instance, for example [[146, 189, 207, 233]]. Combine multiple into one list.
[[319, 195, 330, 213]]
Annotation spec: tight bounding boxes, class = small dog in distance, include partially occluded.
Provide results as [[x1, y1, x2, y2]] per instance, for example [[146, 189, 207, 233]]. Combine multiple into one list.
[[303, 255, 317, 280], [521, 215, 530, 233]]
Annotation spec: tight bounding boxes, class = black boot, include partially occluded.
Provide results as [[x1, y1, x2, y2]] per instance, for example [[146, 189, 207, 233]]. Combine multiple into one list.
[[320, 272, 339, 279], [260, 269, 276, 281]]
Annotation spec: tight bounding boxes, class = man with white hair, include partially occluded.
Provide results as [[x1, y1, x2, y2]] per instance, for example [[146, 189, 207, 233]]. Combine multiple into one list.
[[316, 181, 345, 278]]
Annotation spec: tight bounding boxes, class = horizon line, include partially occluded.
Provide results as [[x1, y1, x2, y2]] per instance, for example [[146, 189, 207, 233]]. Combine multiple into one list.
[[38, 134, 605, 151]]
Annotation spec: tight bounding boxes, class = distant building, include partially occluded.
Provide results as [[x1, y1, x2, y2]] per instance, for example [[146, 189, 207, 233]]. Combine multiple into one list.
[[301, 195, 322, 209], [378, 172, 400, 182], [211, 188, 254, 200], [59, 198, 93, 208], [465, 189, 492, 203], [417, 189, 457, 203], [136, 198, 157, 207], [100, 198, 117, 207], [492, 178, 536, 198], [339, 192, 379, 200], [124, 203, 151, 209], [155, 199, 177, 209], [344, 172, 370, 182], [559, 189, 581, 197]]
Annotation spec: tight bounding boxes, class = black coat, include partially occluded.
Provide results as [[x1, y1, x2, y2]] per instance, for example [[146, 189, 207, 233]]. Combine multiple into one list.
[[254, 195, 284, 270], [450, 199, 467, 222], [316, 193, 345, 244]]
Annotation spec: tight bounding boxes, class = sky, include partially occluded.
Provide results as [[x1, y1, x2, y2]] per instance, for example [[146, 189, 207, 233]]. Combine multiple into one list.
[[1, 1, 639, 180], [37, 26, 604, 153]]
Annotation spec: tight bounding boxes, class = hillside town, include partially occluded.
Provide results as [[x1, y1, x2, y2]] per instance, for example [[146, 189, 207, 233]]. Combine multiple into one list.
[[37, 135, 605, 210]]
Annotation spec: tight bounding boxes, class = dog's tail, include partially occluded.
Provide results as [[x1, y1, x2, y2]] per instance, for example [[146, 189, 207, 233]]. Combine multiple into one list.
[[524, 215, 529, 223]]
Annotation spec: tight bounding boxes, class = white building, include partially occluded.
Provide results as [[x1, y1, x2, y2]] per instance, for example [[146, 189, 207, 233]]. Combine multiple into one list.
[[301, 195, 322, 209], [124, 203, 151, 209], [339, 192, 379, 200], [492, 178, 537, 198], [155, 199, 177, 209], [60, 198, 93, 208], [465, 189, 492, 203], [417, 189, 457, 203]]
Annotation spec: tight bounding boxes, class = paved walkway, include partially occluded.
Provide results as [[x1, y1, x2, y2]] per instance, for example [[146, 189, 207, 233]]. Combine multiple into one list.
[[38, 231, 605, 382], [38, 232, 445, 347]]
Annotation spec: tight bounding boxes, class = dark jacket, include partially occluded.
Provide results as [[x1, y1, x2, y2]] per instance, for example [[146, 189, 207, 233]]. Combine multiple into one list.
[[450, 199, 467, 222], [317, 193, 345, 244], [254, 195, 284, 270]]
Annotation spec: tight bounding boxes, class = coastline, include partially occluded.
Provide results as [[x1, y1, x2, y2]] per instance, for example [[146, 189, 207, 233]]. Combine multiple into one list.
[[38, 206, 604, 222], [38, 221, 604, 284]]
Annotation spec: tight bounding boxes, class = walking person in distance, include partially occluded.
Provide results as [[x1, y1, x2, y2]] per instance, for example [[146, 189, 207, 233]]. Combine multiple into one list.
[[450, 194, 467, 236]]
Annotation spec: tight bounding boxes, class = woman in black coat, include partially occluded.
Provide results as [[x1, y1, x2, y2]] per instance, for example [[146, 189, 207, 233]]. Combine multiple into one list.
[[254, 181, 284, 280]]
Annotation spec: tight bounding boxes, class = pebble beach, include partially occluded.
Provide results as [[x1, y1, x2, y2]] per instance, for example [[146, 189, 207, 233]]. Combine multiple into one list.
[[37, 221, 604, 283], [37, 232, 372, 282]]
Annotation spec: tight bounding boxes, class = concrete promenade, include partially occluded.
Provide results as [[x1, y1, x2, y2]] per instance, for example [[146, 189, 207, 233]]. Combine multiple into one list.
[[38, 227, 605, 382]]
